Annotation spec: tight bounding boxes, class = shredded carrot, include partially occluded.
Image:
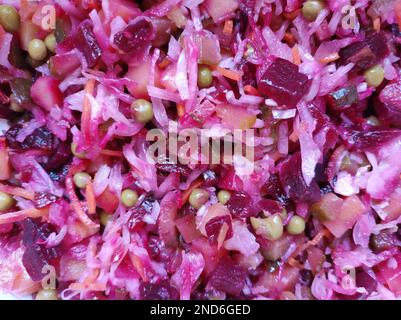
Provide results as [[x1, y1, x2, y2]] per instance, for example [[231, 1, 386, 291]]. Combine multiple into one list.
[[288, 257, 303, 269], [0, 208, 48, 225], [82, 78, 96, 143], [83, 268, 100, 287], [319, 52, 340, 64], [66, 174, 99, 232], [223, 20, 233, 35], [181, 178, 204, 205], [292, 46, 301, 65], [158, 57, 171, 69], [130, 252, 148, 282], [373, 17, 381, 32], [244, 85, 260, 96], [177, 103, 185, 118], [283, 9, 300, 20], [213, 66, 242, 81], [0, 184, 35, 200], [289, 130, 299, 143], [283, 32, 295, 45], [100, 149, 124, 157], [85, 182, 96, 215]]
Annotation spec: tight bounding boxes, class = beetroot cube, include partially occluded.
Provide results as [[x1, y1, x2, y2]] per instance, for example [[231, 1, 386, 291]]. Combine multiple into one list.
[[258, 57, 311, 107], [75, 21, 102, 68], [208, 256, 246, 296], [338, 32, 389, 72]]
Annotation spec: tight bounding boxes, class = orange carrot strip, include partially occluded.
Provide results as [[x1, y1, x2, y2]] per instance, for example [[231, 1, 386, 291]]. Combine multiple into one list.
[[223, 20, 233, 35], [0, 207, 48, 225], [289, 130, 299, 143], [85, 182, 96, 215], [214, 66, 242, 81], [158, 57, 171, 69], [0, 184, 35, 200], [129, 252, 148, 282], [100, 149, 124, 157], [82, 78, 96, 143], [177, 103, 185, 118], [319, 52, 340, 64], [292, 46, 301, 65], [181, 178, 204, 205], [373, 17, 381, 31], [66, 174, 99, 232], [283, 32, 295, 45], [244, 85, 260, 96]]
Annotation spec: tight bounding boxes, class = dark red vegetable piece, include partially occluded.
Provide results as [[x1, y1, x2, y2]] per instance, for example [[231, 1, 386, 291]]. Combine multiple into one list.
[[113, 17, 155, 55], [257, 58, 311, 107], [278, 152, 321, 203], [341, 126, 401, 152], [139, 279, 179, 300], [75, 20, 102, 68], [208, 256, 247, 296], [369, 230, 397, 253], [205, 215, 233, 245], [337, 32, 389, 72], [33, 192, 58, 209], [225, 191, 254, 218], [21, 219, 60, 281]]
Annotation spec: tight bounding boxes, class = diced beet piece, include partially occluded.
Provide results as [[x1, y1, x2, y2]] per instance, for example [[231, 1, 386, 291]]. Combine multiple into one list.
[[376, 254, 401, 295], [5, 124, 23, 149], [376, 78, 401, 126], [338, 32, 389, 71], [31, 76, 63, 111], [140, 280, 179, 300], [155, 161, 190, 176], [45, 141, 72, 171], [5, 125, 57, 151], [256, 198, 284, 214], [356, 270, 377, 294], [225, 191, 254, 218], [128, 197, 154, 228], [202, 170, 218, 187], [113, 17, 155, 55], [208, 256, 246, 296], [341, 126, 401, 152], [34, 192, 58, 209], [257, 58, 311, 107], [299, 269, 313, 286], [278, 152, 321, 203], [261, 173, 290, 205], [23, 127, 57, 151], [369, 230, 397, 253], [205, 215, 233, 245], [217, 166, 244, 191], [326, 85, 358, 110], [75, 20, 102, 68], [21, 219, 59, 281]]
